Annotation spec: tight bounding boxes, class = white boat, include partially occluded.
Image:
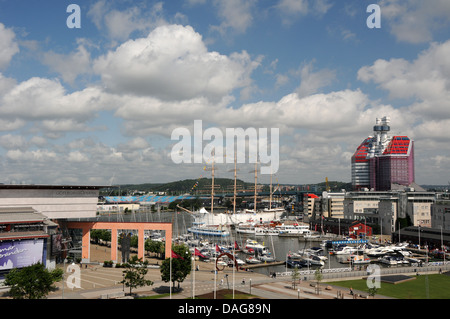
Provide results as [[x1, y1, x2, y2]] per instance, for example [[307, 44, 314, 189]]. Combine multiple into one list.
[[192, 208, 285, 226], [276, 224, 310, 235], [187, 225, 230, 237], [255, 227, 280, 236], [378, 255, 398, 266], [302, 254, 325, 266], [366, 246, 394, 257], [236, 224, 257, 234], [259, 254, 276, 262], [245, 239, 271, 255], [333, 246, 357, 255], [245, 256, 262, 264], [348, 254, 371, 265]]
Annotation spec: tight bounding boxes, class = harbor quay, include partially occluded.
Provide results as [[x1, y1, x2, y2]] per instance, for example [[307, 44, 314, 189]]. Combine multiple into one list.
[[41, 251, 449, 300]]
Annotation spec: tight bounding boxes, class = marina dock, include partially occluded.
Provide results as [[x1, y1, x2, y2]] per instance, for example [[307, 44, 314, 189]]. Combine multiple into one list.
[[240, 260, 285, 270]]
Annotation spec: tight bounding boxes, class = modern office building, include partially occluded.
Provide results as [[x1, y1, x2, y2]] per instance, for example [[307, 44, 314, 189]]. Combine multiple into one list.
[[351, 116, 415, 191]]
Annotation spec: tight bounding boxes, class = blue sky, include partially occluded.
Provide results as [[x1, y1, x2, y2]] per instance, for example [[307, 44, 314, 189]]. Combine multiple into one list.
[[0, 0, 450, 187]]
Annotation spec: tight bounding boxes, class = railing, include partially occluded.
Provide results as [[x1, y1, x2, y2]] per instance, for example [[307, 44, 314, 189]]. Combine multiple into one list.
[[276, 262, 450, 281]]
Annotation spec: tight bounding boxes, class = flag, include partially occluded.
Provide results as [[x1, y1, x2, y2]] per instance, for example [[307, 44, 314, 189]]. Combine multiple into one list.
[[171, 250, 184, 260], [234, 241, 240, 250], [216, 244, 222, 252], [194, 248, 207, 259]]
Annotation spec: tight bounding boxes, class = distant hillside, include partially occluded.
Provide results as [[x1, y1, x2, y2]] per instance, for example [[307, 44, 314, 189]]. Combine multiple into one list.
[[101, 178, 254, 196]]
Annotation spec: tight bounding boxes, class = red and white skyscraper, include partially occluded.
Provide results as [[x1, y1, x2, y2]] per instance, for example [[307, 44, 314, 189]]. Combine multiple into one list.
[[351, 117, 415, 191]]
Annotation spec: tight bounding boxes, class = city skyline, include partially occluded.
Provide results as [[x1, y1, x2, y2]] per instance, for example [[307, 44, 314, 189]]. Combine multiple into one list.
[[0, 1, 450, 186]]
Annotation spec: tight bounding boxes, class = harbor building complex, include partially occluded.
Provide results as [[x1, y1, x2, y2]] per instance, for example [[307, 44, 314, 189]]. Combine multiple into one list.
[[351, 117, 415, 191]]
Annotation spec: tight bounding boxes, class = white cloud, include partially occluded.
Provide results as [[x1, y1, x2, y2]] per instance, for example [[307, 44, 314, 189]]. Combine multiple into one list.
[[380, 0, 450, 44], [357, 40, 450, 119], [41, 44, 91, 85], [296, 61, 336, 97], [93, 24, 260, 102], [211, 0, 256, 35], [0, 23, 19, 69], [87, 1, 167, 42], [276, 0, 332, 24]]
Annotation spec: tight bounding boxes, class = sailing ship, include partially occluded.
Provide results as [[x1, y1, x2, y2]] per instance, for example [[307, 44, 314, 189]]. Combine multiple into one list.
[[189, 159, 285, 226]]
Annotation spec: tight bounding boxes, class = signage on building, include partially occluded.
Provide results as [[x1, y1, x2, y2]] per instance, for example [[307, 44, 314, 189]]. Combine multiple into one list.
[[0, 239, 45, 270]]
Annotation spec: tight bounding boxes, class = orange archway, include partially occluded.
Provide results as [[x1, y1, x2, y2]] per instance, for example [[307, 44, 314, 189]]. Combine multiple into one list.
[[66, 221, 172, 263]]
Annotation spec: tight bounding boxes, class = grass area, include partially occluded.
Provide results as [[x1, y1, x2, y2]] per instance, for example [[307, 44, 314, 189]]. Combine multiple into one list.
[[328, 274, 450, 299]]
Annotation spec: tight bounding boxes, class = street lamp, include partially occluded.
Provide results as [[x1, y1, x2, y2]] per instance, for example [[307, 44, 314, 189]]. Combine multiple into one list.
[[297, 288, 300, 299], [249, 278, 252, 295]]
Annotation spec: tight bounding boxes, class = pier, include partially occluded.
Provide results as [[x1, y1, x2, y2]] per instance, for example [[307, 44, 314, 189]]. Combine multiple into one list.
[[240, 261, 285, 270]]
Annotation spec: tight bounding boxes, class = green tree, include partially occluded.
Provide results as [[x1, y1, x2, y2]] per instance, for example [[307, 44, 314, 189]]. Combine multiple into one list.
[[120, 255, 153, 296], [3, 263, 63, 299], [291, 266, 300, 289], [145, 240, 165, 259], [160, 244, 191, 292], [314, 268, 323, 295]]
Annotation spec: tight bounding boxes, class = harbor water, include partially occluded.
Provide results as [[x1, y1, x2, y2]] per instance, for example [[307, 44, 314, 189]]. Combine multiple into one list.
[[86, 210, 439, 276]]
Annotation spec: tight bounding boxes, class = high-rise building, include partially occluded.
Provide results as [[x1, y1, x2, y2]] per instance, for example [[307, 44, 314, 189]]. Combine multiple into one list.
[[351, 116, 415, 191]]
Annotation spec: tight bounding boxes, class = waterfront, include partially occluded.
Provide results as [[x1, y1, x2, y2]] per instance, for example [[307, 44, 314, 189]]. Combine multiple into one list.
[[85, 209, 446, 278]]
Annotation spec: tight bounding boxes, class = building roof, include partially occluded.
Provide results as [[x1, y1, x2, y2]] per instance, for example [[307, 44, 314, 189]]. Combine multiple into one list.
[[0, 207, 47, 224], [383, 136, 411, 155], [352, 137, 372, 162], [0, 184, 105, 190]]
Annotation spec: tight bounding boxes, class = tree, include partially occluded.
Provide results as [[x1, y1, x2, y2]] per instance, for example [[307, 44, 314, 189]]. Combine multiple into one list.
[[314, 268, 323, 295], [120, 255, 153, 296], [3, 263, 63, 299], [160, 244, 191, 292], [145, 240, 165, 259], [291, 266, 300, 289]]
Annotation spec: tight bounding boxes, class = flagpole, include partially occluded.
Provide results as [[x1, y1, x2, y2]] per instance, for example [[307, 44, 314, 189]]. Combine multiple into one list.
[[192, 255, 195, 299]]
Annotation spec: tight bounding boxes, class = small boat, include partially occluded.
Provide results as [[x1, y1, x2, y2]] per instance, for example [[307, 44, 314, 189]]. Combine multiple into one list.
[[348, 254, 371, 265], [378, 255, 398, 266], [286, 259, 302, 268], [259, 253, 276, 262], [245, 256, 262, 264], [245, 239, 271, 255], [301, 254, 325, 266], [333, 246, 357, 255], [366, 247, 394, 257]]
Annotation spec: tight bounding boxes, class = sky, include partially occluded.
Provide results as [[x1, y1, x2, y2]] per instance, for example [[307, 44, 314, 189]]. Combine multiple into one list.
[[0, 0, 450, 187]]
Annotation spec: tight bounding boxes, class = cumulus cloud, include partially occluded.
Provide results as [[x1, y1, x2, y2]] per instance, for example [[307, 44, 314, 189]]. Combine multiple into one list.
[[357, 40, 450, 119], [0, 23, 19, 69], [41, 44, 91, 85], [87, 0, 167, 42], [93, 24, 260, 102], [276, 0, 332, 24], [380, 0, 450, 44], [211, 0, 256, 35]]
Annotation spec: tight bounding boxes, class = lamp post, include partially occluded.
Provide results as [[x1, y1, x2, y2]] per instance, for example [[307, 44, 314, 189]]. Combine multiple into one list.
[[297, 288, 300, 299], [249, 278, 252, 295]]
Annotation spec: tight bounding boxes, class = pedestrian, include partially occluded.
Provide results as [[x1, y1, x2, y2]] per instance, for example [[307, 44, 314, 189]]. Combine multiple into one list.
[[349, 287, 353, 295], [242, 278, 246, 285]]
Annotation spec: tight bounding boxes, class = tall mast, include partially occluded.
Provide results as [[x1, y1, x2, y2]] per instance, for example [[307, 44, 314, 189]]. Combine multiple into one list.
[[254, 161, 257, 214], [233, 152, 237, 215], [269, 173, 273, 210], [211, 150, 215, 215]]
